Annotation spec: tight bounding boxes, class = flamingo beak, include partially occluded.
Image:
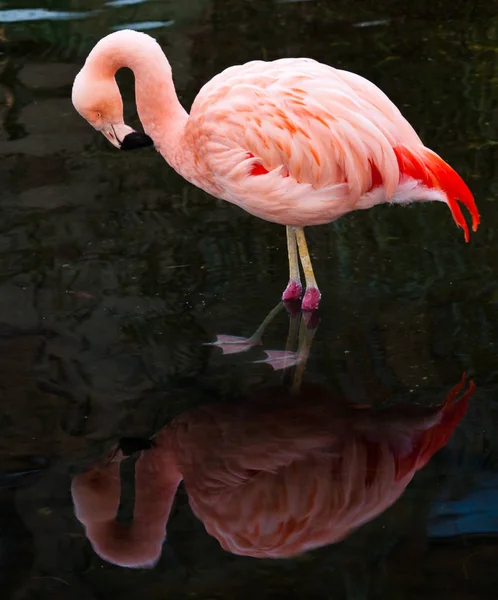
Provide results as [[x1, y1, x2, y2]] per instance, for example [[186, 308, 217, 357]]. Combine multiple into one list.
[[100, 123, 153, 151], [120, 130, 154, 151]]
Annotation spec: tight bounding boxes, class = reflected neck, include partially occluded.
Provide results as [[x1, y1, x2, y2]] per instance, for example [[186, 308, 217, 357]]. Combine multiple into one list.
[[74, 443, 182, 568]]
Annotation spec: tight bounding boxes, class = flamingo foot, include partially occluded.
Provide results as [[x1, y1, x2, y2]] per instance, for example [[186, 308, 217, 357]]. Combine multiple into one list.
[[205, 335, 260, 355], [301, 287, 321, 312], [282, 279, 302, 302], [255, 350, 300, 370]]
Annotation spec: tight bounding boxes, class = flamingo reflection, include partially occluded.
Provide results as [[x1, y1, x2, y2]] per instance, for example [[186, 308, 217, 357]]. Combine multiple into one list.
[[71, 373, 474, 568]]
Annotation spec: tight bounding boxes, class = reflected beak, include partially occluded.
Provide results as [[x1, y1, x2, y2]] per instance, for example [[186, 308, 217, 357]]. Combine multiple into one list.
[[100, 123, 154, 151]]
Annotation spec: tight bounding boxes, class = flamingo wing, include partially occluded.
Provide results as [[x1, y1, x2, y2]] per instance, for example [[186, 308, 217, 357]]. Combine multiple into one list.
[[184, 58, 478, 236]]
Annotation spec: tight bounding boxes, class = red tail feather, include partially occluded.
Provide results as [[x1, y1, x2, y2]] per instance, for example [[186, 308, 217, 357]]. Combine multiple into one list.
[[394, 374, 475, 481], [415, 374, 475, 470], [393, 145, 480, 242]]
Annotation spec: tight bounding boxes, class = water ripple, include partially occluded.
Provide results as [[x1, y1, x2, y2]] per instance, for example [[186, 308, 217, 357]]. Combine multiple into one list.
[[111, 20, 174, 31], [105, 0, 154, 6], [0, 8, 98, 23]]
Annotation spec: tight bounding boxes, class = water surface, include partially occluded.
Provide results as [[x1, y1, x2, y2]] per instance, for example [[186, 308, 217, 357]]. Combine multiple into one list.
[[1, 1, 498, 598]]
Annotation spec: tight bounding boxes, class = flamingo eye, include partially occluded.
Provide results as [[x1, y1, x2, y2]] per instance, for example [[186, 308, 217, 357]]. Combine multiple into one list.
[[96, 112, 102, 118]]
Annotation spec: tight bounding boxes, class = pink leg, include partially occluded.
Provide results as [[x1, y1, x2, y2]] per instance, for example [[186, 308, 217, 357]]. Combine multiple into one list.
[[282, 226, 302, 302]]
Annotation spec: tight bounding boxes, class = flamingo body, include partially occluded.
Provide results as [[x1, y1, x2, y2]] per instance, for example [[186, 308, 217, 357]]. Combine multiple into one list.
[[72, 31, 479, 310], [186, 58, 475, 231]]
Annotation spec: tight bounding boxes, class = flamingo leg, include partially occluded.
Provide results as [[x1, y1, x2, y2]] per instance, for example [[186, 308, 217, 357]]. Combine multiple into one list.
[[291, 312, 319, 393], [255, 307, 301, 371], [294, 227, 321, 311], [284, 305, 300, 355], [256, 306, 319, 375], [206, 301, 284, 355], [282, 226, 303, 302], [249, 301, 285, 342]]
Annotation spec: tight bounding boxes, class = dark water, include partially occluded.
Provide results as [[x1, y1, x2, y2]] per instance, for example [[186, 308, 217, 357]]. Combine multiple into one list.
[[1, 0, 498, 598]]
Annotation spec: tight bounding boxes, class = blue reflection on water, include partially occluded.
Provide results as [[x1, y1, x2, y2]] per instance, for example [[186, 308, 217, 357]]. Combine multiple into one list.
[[429, 473, 498, 537]]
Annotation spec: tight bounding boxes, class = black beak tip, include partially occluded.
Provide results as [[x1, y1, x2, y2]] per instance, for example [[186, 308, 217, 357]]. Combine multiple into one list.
[[120, 131, 154, 151], [118, 436, 155, 456]]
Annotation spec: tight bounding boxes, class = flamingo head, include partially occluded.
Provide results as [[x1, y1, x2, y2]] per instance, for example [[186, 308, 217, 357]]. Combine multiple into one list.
[[72, 70, 153, 151]]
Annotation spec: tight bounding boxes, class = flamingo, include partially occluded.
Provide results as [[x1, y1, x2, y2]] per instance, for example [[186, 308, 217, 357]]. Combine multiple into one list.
[[72, 30, 480, 311], [71, 375, 474, 568]]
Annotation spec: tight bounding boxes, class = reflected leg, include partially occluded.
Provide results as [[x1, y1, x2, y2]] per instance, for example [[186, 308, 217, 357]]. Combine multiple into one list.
[[294, 226, 321, 311], [206, 301, 283, 355], [255, 309, 301, 370], [282, 226, 303, 302], [291, 311, 319, 393], [256, 308, 319, 378]]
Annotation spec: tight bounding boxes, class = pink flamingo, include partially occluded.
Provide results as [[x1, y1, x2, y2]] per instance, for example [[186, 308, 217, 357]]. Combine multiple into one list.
[[71, 375, 474, 567], [72, 30, 480, 311]]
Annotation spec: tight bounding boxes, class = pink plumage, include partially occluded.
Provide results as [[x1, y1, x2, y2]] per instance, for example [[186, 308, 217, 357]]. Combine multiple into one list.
[[72, 31, 480, 310]]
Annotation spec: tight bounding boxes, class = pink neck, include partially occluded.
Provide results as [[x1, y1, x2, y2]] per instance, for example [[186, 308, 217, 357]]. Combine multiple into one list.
[[87, 30, 189, 169]]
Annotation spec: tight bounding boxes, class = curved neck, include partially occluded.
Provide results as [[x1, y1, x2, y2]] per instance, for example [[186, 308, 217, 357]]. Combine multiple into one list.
[[72, 443, 182, 568], [87, 30, 189, 168]]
